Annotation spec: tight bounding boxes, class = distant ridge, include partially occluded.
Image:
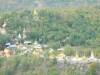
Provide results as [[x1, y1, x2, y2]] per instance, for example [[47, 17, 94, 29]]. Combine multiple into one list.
[[0, 0, 100, 11]]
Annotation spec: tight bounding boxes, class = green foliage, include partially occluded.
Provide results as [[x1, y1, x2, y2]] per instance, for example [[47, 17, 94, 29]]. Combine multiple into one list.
[[0, 56, 100, 75], [64, 45, 75, 56], [0, 35, 11, 50], [87, 62, 97, 75], [0, 7, 100, 49], [0, 1, 100, 75]]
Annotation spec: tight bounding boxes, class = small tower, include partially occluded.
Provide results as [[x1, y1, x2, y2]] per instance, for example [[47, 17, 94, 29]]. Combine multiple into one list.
[[33, 8, 40, 21], [88, 51, 98, 62], [33, 9, 38, 16], [2, 22, 7, 28], [18, 33, 22, 39], [75, 51, 79, 58], [17, 33, 22, 45], [22, 28, 27, 39], [33, 41, 43, 54], [83, 53, 86, 59], [90, 51, 95, 59], [0, 22, 7, 34]]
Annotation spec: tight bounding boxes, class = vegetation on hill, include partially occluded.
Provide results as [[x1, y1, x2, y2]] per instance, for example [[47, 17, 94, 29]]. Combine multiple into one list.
[[0, 7, 100, 48], [0, 6, 100, 57], [0, 55, 100, 75], [0, 1, 100, 75]]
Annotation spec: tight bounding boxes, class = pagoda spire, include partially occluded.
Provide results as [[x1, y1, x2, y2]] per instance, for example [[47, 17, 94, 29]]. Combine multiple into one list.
[[23, 28, 27, 39], [90, 51, 95, 59], [18, 33, 21, 39], [0, 22, 7, 34], [75, 51, 79, 58], [33, 9, 38, 16]]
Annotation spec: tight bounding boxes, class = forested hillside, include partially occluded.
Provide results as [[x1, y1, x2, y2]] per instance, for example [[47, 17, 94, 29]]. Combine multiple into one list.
[[0, 6, 100, 49], [0, 1, 100, 75]]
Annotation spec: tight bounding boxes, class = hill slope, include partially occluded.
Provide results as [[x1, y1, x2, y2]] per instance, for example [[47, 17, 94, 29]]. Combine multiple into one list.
[[0, 0, 100, 11]]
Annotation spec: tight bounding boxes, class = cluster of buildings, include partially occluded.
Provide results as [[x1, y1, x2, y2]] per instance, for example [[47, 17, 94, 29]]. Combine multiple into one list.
[[0, 26, 100, 64], [0, 21, 100, 64]]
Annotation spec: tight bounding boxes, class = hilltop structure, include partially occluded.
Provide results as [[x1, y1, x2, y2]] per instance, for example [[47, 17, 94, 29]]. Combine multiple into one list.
[[0, 22, 7, 34]]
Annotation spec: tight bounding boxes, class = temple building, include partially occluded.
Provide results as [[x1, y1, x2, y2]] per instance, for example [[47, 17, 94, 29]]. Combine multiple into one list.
[[33, 41, 43, 54]]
